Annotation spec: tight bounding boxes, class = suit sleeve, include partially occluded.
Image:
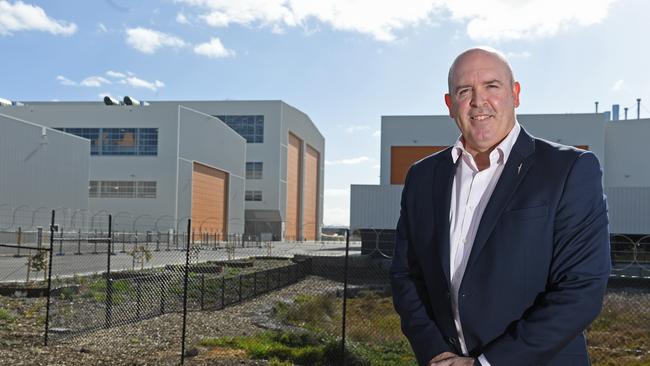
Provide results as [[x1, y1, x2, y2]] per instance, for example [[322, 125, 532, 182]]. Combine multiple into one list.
[[390, 167, 452, 366], [482, 152, 611, 365]]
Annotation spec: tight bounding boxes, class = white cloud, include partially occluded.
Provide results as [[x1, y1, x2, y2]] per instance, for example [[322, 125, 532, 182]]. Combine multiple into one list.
[[323, 207, 348, 226], [57, 75, 111, 87], [80, 76, 111, 87], [125, 76, 165, 91], [0, 1, 77, 36], [106, 70, 127, 78], [125, 27, 187, 54], [56, 75, 76, 86], [193, 37, 235, 58], [324, 188, 349, 197], [177, 0, 618, 42], [505, 51, 531, 59], [98, 22, 108, 33], [325, 156, 371, 166], [612, 79, 624, 92], [372, 130, 381, 138], [344, 124, 371, 134], [59, 71, 165, 92], [176, 12, 190, 24]]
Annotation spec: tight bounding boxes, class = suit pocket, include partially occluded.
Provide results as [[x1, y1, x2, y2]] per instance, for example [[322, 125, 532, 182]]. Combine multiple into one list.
[[502, 205, 549, 220]]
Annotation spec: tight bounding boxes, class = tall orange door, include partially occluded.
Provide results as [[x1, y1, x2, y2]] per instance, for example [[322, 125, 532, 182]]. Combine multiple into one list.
[[192, 162, 228, 235], [286, 133, 301, 240], [304, 145, 319, 240]]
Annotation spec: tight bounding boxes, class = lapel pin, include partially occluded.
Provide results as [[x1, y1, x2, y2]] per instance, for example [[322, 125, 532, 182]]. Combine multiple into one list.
[[517, 163, 523, 175]]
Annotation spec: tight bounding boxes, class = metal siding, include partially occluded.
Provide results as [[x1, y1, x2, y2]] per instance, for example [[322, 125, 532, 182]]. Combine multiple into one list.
[[350, 184, 403, 231], [0, 114, 89, 229], [606, 187, 650, 235]]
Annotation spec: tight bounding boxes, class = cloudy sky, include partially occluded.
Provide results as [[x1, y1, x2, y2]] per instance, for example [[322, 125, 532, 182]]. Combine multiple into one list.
[[1, 0, 648, 225]]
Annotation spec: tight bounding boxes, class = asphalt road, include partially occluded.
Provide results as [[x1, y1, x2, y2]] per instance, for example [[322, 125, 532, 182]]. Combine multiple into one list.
[[0, 241, 363, 282]]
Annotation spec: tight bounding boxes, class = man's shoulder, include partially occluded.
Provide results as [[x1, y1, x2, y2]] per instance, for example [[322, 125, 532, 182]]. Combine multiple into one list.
[[532, 136, 594, 161]]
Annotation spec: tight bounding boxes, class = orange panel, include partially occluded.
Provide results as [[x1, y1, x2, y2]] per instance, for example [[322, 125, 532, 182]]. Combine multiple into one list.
[[391, 146, 448, 184], [303, 145, 319, 241], [286, 134, 301, 241], [192, 162, 228, 235]]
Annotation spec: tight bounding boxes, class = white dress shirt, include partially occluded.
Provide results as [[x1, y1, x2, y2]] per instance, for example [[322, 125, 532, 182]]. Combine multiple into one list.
[[448, 121, 521, 366]]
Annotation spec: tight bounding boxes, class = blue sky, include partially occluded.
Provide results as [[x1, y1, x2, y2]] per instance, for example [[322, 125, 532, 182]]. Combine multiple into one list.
[[1, 0, 648, 225]]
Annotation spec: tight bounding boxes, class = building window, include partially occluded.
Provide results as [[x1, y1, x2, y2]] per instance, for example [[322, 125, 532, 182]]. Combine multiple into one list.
[[246, 162, 263, 179], [90, 180, 157, 198], [214, 115, 264, 143], [56, 128, 158, 156], [89, 181, 99, 197], [245, 190, 262, 201]]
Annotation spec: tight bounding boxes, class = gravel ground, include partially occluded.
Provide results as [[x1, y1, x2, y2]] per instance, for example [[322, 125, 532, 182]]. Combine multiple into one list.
[[0, 276, 343, 366]]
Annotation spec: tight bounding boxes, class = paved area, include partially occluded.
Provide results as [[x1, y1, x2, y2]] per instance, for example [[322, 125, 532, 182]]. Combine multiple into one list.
[[0, 241, 362, 282]]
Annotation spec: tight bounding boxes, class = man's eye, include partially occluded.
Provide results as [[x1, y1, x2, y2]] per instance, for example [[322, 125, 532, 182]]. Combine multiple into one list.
[[488, 84, 499, 88], [458, 89, 469, 95]]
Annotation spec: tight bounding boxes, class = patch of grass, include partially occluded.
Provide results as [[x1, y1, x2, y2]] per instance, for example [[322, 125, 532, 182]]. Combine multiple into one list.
[[88, 278, 135, 303], [0, 308, 14, 322]]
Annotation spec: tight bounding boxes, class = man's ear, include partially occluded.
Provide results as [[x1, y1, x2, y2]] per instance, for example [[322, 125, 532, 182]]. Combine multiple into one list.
[[444, 93, 454, 118], [512, 82, 521, 108]]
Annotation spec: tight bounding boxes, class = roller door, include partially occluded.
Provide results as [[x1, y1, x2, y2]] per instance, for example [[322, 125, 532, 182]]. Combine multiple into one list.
[[286, 133, 301, 240], [304, 145, 319, 240], [390, 146, 448, 184], [192, 162, 228, 235]]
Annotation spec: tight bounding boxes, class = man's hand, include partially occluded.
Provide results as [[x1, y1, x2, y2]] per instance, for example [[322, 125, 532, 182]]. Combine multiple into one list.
[[429, 356, 476, 366], [428, 352, 458, 365]]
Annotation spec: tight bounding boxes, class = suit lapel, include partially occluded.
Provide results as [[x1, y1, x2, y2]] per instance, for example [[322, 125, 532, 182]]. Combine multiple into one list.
[[433, 149, 456, 285], [465, 128, 536, 271]]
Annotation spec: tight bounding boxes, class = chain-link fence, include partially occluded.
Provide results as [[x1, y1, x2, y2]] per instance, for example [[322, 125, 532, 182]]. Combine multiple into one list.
[[0, 208, 649, 365]]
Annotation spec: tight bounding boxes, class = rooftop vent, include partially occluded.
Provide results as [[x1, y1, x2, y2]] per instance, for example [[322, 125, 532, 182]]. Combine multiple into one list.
[[103, 96, 121, 105]]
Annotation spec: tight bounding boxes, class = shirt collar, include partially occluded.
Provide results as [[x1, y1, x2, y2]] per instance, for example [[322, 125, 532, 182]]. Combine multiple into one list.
[[451, 120, 521, 167]]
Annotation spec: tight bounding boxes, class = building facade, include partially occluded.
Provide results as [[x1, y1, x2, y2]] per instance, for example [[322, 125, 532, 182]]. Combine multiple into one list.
[[0, 112, 89, 230], [351, 112, 650, 241], [1, 100, 324, 240]]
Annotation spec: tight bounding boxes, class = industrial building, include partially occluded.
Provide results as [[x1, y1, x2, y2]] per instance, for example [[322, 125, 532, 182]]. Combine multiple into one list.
[[0, 100, 324, 240], [350, 110, 650, 251], [0, 112, 89, 228]]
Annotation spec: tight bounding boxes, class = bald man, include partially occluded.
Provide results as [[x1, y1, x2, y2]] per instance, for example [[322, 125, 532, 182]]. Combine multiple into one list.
[[390, 47, 610, 366]]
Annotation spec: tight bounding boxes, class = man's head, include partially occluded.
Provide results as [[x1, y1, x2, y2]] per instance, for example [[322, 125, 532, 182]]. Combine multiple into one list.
[[445, 47, 520, 155]]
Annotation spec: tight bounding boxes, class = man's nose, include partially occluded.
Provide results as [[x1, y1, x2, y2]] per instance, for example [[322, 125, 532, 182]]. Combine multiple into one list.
[[470, 90, 486, 107]]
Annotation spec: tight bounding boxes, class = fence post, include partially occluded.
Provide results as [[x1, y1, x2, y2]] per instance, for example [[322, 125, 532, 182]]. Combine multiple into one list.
[[253, 272, 257, 295], [136, 280, 142, 319], [155, 231, 160, 252], [105, 215, 113, 329], [200, 273, 205, 311], [44, 211, 56, 346], [180, 219, 192, 365], [160, 280, 165, 315], [238, 275, 242, 302], [57, 230, 64, 256], [341, 229, 351, 366], [75, 229, 82, 255], [221, 277, 225, 309], [14, 227, 22, 257]]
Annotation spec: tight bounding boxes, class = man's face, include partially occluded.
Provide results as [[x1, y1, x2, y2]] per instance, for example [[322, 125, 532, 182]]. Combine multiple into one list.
[[445, 50, 520, 154]]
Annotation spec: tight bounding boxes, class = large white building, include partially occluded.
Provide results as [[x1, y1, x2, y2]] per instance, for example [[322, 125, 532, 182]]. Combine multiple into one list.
[[0, 100, 324, 240], [351, 112, 650, 247]]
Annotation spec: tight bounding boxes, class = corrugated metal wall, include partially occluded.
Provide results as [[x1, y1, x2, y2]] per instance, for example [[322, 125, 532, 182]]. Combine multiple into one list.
[[606, 187, 650, 235], [0, 113, 89, 229], [350, 184, 403, 231]]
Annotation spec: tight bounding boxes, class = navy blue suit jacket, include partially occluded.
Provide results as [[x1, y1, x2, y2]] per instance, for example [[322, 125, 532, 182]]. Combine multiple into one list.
[[390, 128, 611, 366]]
